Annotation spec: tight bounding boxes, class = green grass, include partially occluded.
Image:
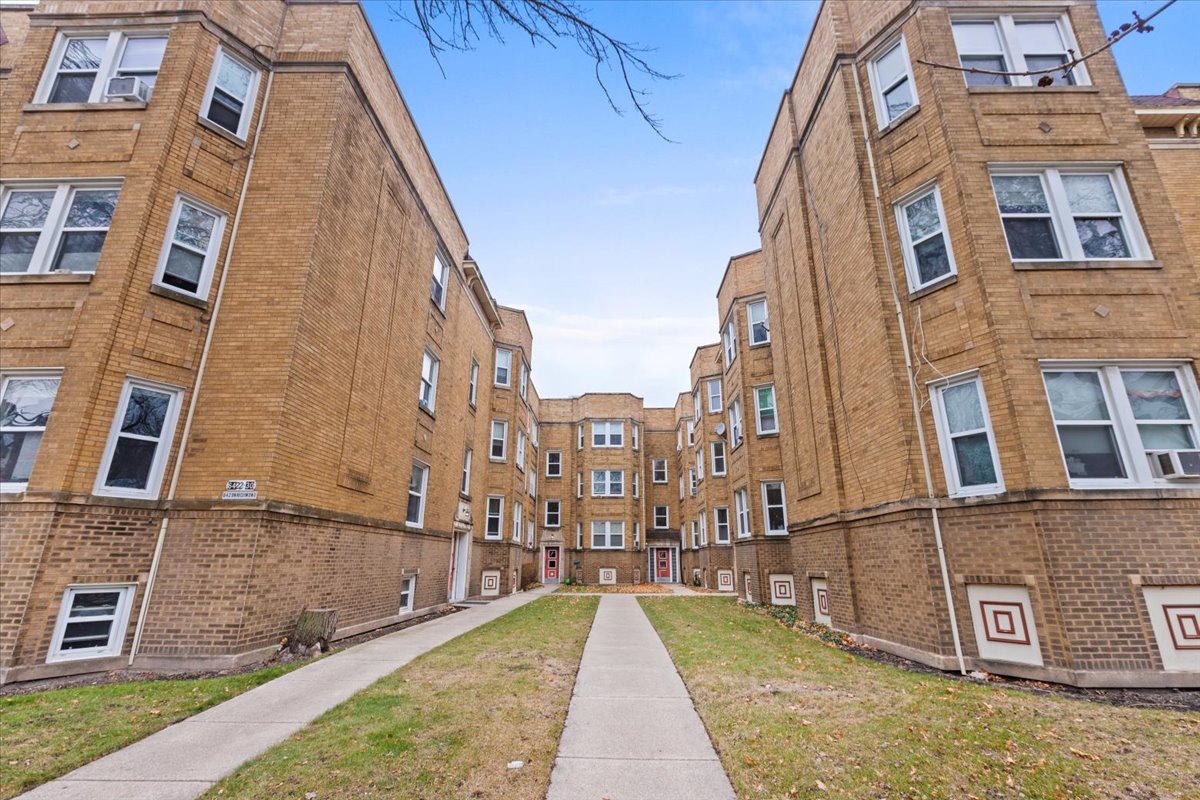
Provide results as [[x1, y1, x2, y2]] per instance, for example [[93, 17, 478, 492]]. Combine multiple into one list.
[[641, 598, 1200, 800], [0, 663, 300, 799], [203, 596, 598, 800]]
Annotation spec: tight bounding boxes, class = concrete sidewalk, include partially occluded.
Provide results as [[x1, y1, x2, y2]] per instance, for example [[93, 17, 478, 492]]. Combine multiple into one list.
[[547, 595, 735, 800], [17, 587, 552, 800]]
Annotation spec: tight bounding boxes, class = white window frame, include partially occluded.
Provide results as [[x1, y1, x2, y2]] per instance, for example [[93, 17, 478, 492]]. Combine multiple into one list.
[[575, 522, 583, 549], [761, 480, 787, 536], [461, 447, 472, 495], [633, 522, 640, 550], [93, 377, 182, 500], [1, 180, 123, 275], [591, 420, 624, 448], [723, 319, 737, 367], [929, 372, 1005, 497], [710, 440, 727, 476], [714, 507, 731, 544], [1041, 361, 1200, 490], [577, 423, 584, 449], [494, 348, 512, 387], [734, 488, 751, 539], [895, 183, 957, 293], [468, 359, 479, 407], [652, 458, 667, 483], [526, 518, 534, 547], [591, 469, 624, 498], [151, 194, 227, 299], [0, 370, 62, 493], [529, 470, 536, 498], [200, 45, 261, 141], [546, 450, 562, 478], [868, 35, 918, 129], [707, 378, 723, 413], [419, 348, 440, 413], [687, 420, 696, 447], [47, 583, 136, 663], [590, 520, 624, 550], [576, 472, 583, 498], [695, 452, 703, 481], [653, 505, 669, 528], [633, 471, 640, 498], [519, 360, 529, 400], [688, 468, 696, 496], [513, 501, 523, 541], [399, 575, 416, 613], [989, 165, 1151, 263], [729, 399, 744, 447], [754, 384, 778, 435], [431, 251, 449, 310], [632, 423, 640, 450], [693, 390, 701, 423], [485, 496, 504, 539], [691, 521, 699, 549], [950, 14, 1090, 88], [699, 513, 708, 546], [490, 420, 508, 461], [515, 428, 526, 470], [545, 498, 560, 528], [406, 461, 429, 527], [34, 31, 168, 105], [747, 299, 770, 345]]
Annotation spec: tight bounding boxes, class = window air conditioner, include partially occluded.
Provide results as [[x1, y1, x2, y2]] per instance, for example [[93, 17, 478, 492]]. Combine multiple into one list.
[[105, 75, 151, 102], [1151, 449, 1200, 479]]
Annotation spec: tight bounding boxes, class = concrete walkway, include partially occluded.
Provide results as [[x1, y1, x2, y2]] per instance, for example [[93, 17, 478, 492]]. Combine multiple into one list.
[[547, 595, 735, 800], [18, 587, 552, 800]]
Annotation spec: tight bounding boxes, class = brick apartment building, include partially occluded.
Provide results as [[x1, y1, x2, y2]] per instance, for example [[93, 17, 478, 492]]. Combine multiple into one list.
[[1, 0, 1196, 689]]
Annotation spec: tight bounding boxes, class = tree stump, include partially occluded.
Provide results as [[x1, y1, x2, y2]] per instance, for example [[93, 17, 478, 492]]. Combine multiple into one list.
[[290, 608, 338, 654]]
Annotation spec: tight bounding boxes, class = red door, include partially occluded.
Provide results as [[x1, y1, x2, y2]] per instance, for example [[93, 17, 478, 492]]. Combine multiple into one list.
[[656, 549, 672, 581], [544, 547, 559, 581]]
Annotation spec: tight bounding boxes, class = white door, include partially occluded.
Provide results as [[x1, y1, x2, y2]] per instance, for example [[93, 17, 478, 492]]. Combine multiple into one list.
[[449, 532, 470, 602]]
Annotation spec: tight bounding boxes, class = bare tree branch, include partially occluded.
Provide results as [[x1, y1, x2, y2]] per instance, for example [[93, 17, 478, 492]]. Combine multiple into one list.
[[917, 0, 1175, 87], [386, 0, 679, 141]]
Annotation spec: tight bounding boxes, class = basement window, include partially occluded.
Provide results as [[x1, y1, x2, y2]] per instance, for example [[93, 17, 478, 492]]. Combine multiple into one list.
[[201, 46, 260, 140], [153, 195, 225, 298], [35, 32, 167, 105], [399, 575, 415, 613], [48, 584, 136, 662], [94, 379, 182, 499], [1, 182, 120, 275], [1, 372, 61, 492]]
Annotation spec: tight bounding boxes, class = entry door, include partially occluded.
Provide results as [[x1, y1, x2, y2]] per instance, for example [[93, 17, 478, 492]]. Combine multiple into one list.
[[544, 546, 560, 582], [655, 548, 672, 581]]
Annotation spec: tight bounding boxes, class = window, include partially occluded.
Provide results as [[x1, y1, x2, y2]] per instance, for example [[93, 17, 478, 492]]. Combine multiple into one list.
[[1043, 365, 1199, 489], [868, 36, 917, 128], [95, 379, 181, 499], [762, 481, 787, 535], [734, 489, 750, 538], [545, 499, 561, 527], [755, 385, 778, 435], [419, 349, 440, 413], [951, 16, 1086, 88], [695, 452, 704, 481], [529, 470, 536, 498], [688, 468, 696, 496], [36, 32, 167, 104], [654, 505, 669, 528], [515, 429, 526, 470], [577, 423, 584, 449], [723, 319, 737, 366], [431, 251, 448, 309], [748, 300, 770, 345], [1, 182, 120, 275], [710, 441, 726, 476], [468, 359, 479, 407], [1, 373, 61, 492], [406, 462, 429, 526], [519, 361, 529, 400], [48, 584, 135, 662], [546, 450, 562, 477], [931, 375, 1003, 496], [632, 423, 640, 450], [490, 420, 508, 461], [592, 420, 624, 448], [633, 472, 640, 498], [633, 522, 640, 550], [707, 379, 723, 413], [729, 400, 744, 446], [576, 472, 583, 498], [990, 167, 1149, 262], [531, 420, 539, 448], [461, 448, 472, 495], [485, 496, 504, 539], [679, 474, 685, 500], [494, 348, 512, 387], [677, 425, 683, 451], [526, 519, 534, 547], [201, 46, 260, 139], [152, 195, 226, 298], [399, 575, 416, 613], [691, 521, 699, 549], [576, 522, 583, 549], [591, 520, 624, 549], [714, 507, 730, 544], [895, 184, 956, 292], [699, 513, 708, 546], [652, 458, 667, 483], [687, 420, 695, 447], [693, 390, 701, 422], [591, 469, 624, 497], [513, 501, 523, 541]]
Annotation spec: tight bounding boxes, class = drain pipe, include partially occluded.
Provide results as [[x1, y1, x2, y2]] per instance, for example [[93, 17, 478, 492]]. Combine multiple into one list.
[[848, 65, 966, 675], [128, 66, 277, 666]]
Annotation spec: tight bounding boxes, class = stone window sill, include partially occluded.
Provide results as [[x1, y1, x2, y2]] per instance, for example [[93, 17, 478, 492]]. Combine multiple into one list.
[[1013, 259, 1162, 271], [22, 100, 147, 112], [197, 116, 248, 147], [909, 273, 957, 300], [150, 283, 208, 309], [967, 85, 1100, 95], [0, 272, 93, 285]]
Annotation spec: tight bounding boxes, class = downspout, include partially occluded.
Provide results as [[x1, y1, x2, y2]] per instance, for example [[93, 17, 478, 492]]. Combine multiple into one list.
[[848, 65, 966, 675], [128, 64, 278, 666]]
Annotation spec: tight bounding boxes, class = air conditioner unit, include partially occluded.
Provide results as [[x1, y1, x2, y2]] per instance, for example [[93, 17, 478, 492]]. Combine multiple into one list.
[[1151, 449, 1200, 479], [105, 75, 151, 102]]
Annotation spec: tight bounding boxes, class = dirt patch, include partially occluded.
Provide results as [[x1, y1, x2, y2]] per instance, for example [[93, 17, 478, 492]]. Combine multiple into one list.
[[756, 604, 1200, 712]]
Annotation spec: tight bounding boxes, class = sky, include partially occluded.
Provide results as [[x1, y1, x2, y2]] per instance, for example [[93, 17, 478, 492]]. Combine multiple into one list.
[[362, 0, 1198, 407]]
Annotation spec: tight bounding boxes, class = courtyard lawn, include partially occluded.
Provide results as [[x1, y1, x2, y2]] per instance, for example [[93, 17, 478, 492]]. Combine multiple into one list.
[[204, 596, 598, 800], [0, 663, 299, 799], [641, 598, 1200, 800]]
